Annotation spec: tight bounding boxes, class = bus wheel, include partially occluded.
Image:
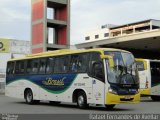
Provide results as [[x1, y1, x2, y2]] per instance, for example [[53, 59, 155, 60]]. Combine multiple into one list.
[[105, 105, 115, 110], [77, 91, 88, 109], [151, 96, 160, 101], [25, 89, 39, 104]]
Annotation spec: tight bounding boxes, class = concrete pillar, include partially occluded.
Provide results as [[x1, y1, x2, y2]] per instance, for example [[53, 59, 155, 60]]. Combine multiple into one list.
[[31, 0, 70, 54], [150, 21, 153, 30], [133, 27, 136, 33], [121, 28, 123, 36]]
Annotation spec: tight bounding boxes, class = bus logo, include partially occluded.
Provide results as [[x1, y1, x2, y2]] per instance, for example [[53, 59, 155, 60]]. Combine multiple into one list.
[[42, 77, 66, 86]]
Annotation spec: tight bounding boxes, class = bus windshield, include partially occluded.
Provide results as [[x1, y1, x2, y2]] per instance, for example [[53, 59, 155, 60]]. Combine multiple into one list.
[[104, 51, 139, 85]]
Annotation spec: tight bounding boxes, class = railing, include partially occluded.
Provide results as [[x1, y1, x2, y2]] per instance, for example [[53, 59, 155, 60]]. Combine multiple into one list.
[[109, 28, 160, 38]]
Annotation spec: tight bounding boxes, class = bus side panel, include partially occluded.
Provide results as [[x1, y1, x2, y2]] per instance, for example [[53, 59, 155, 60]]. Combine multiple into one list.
[[139, 70, 147, 89], [57, 74, 104, 105], [46, 74, 93, 103], [5, 82, 18, 98], [140, 61, 151, 95], [42, 88, 57, 101], [18, 80, 40, 100], [6, 79, 40, 100], [139, 60, 151, 89], [42, 74, 104, 105], [92, 79, 105, 104], [137, 60, 151, 95]]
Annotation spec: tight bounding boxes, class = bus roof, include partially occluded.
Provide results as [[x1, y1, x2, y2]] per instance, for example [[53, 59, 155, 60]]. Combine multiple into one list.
[[8, 48, 130, 61]]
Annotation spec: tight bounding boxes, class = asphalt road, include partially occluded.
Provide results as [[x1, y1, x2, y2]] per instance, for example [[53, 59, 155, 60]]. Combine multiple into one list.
[[0, 95, 160, 114]]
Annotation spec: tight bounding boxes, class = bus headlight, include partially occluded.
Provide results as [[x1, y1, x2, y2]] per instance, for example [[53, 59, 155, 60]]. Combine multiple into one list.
[[108, 87, 117, 95]]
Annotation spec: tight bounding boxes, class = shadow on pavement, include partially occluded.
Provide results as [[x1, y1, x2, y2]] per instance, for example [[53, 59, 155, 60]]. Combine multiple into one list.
[[140, 97, 159, 102], [14, 101, 134, 112]]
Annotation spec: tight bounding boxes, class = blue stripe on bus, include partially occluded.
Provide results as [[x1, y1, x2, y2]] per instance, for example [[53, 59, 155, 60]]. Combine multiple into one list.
[[6, 74, 77, 94]]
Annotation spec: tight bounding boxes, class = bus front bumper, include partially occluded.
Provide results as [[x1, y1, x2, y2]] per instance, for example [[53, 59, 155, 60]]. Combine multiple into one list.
[[106, 92, 140, 105], [140, 89, 151, 96]]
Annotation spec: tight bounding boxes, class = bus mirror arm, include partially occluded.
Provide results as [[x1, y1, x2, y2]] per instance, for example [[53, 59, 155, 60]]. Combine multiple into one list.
[[101, 55, 114, 68]]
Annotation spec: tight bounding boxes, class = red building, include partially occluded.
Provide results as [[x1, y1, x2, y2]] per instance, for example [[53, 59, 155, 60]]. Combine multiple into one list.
[[31, 0, 70, 54]]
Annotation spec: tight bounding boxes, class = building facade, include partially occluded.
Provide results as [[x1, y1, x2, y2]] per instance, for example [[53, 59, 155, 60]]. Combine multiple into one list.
[[84, 24, 117, 42], [85, 28, 110, 42], [84, 19, 160, 42], [78, 19, 160, 59], [0, 38, 30, 93]]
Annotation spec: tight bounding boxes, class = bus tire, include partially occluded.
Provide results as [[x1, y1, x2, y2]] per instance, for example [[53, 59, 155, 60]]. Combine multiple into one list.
[[77, 91, 88, 109], [151, 96, 160, 101], [25, 89, 39, 105], [105, 104, 115, 110]]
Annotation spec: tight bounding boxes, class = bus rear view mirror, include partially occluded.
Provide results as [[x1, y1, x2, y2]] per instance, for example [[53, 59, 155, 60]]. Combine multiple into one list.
[[101, 55, 114, 68]]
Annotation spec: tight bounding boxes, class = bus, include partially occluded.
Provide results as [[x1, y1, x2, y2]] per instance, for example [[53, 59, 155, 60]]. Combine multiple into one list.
[[136, 59, 160, 101], [6, 48, 140, 109]]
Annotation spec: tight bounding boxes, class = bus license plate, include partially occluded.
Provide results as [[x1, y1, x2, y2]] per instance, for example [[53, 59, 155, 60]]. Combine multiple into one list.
[[124, 96, 131, 99]]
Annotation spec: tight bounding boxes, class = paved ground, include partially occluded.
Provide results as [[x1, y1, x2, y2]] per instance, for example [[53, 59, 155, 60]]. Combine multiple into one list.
[[0, 95, 160, 114]]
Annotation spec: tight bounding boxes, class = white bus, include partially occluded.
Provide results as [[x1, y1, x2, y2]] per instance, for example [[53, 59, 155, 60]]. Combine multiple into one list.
[[136, 59, 160, 101], [6, 48, 140, 109]]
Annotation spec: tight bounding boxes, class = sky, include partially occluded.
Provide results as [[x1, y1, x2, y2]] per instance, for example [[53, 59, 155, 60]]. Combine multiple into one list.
[[0, 0, 160, 45]]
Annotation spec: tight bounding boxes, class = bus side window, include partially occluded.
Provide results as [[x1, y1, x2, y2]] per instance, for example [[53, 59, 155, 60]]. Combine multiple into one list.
[[32, 59, 39, 74], [46, 57, 54, 74], [26, 60, 32, 74], [7, 62, 15, 75], [89, 53, 105, 82], [39, 58, 46, 74], [15, 61, 25, 75], [54, 56, 69, 73], [78, 54, 89, 72], [70, 53, 89, 73], [70, 55, 79, 72]]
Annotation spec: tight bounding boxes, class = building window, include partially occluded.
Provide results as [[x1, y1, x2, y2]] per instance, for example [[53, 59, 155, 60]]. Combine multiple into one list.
[[85, 36, 90, 40], [104, 33, 109, 37], [95, 35, 99, 39]]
